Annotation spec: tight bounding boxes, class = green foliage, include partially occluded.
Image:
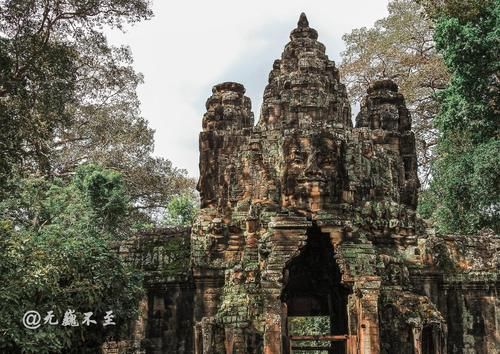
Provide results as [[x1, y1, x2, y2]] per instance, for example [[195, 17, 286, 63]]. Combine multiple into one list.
[[418, 0, 493, 20], [0, 165, 144, 353], [163, 194, 198, 226], [421, 0, 499, 233], [0, 1, 195, 351], [422, 140, 500, 233], [0, 0, 195, 220], [288, 316, 330, 353], [417, 189, 439, 220], [288, 316, 330, 336], [433, 2, 499, 143], [159, 237, 191, 277], [74, 164, 128, 228], [0, 0, 152, 177]]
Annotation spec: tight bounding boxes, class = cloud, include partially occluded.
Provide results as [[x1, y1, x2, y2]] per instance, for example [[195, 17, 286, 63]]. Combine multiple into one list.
[[106, 0, 389, 177]]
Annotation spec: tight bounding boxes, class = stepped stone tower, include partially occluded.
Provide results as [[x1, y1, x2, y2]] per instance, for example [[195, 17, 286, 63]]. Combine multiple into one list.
[[113, 13, 498, 354], [192, 13, 423, 353], [189, 13, 499, 354]]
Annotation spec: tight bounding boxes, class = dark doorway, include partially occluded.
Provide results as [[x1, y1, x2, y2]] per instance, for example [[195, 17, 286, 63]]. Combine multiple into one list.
[[281, 225, 350, 353], [422, 326, 435, 354]]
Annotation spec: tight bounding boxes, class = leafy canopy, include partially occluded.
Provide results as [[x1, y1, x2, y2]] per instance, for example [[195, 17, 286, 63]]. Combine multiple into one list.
[[418, 0, 499, 233], [0, 165, 143, 353], [163, 193, 199, 227], [0, 0, 195, 221]]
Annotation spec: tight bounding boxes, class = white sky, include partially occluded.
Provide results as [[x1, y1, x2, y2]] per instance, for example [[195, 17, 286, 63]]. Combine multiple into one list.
[[106, 0, 389, 177]]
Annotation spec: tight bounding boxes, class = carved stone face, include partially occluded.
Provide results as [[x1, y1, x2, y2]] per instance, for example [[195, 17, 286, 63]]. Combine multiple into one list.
[[374, 103, 399, 131], [282, 132, 342, 211]]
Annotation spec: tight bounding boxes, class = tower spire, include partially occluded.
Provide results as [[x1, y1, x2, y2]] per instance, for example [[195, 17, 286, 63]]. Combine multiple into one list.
[[258, 12, 351, 128], [290, 12, 318, 40], [298, 12, 309, 28]]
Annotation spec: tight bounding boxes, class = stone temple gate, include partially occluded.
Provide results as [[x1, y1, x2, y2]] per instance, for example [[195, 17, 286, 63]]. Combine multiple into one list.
[[113, 13, 499, 354]]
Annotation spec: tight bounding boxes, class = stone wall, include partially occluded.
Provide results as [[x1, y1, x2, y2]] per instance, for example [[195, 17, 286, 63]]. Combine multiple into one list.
[[104, 227, 194, 354], [410, 230, 499, 354]]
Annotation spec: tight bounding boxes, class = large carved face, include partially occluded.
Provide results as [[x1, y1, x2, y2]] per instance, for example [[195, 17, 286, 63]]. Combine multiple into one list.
[[281, 132, 342, 211], [374, 103, 399, 131]]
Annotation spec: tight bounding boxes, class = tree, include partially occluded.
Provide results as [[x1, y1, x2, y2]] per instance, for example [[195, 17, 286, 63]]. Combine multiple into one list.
[[0, 165, 143, 353], [340, 0, 449, 185], [0, 0, 152, 176], [418, 0, 493, 20], [418, 0, 499, 233], [0, 0, 195, 219], [0, 1, 196, 351], [163, 193, 199, 227]]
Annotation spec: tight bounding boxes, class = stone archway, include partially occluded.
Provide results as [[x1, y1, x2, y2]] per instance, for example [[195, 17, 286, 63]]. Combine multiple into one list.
[[281, 225, 351, 353]]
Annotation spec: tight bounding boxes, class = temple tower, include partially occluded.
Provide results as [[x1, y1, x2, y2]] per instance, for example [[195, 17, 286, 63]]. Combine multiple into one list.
[[191, 13, 447, 354]]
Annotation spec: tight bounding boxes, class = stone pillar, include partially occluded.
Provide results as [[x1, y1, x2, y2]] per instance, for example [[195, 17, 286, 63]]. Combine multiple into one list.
[[263, 304, 282, 354], [262, 263, 285, 354], [412, 325, 423, 354], [262, 216, 310, 353], [192, 271, 224, 354], [193, 271, 224, 320], [201, 317, 216, 354], [131, 296, 148, 353], [347, 292, 359, 354], [194, 323, 202, 354], [433, 324, 445, 354], [357, 277, 381, 354]]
